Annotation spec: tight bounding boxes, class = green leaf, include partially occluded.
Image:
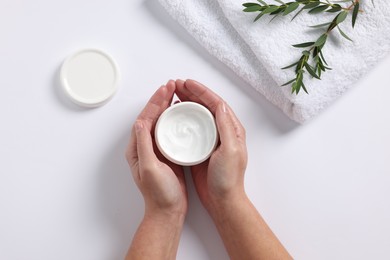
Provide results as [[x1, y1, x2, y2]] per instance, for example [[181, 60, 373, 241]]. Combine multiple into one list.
[[326, 5, 342, 13], [269, 13, 282, 22], [318, 57, 332, 70], [281, 78, 296, 86], [291, 7, 304, 21], [281, 61, 299, 69], [326, 21, 337, 32], [295, 59, 303, 73], [352, 2, 359, 28], [312, 46, 319, 58], [243, 5, 263, 12], [254, 12, 265, 21], [297, 72, 303, 84], [317, 64, 322, 77], [308, 5, 329, 14], [336, 11, 348, 24], [292, 42, 315, 48], [337, 26, 353, 42], [314, 34, 327, 47], [257, 0, 267, 5], [262, 5, 280, 14], [283, 2, 300, 15], [291, 82, 297, 94], [301, 82, 309, 94], [309, 22, 331, 28], [302, 2, 321, 9], [304, 63, 320, 79], [323, 65, 332, 70], [319, 50, 328, 65], [243, 3, 260, 7], [270, 7, 285, 15]]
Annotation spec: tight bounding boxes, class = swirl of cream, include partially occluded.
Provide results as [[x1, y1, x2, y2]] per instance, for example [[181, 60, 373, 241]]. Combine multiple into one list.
[[155, 102, 218, 165]]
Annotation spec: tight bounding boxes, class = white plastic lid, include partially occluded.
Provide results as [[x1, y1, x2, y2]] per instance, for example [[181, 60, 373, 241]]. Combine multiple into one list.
[[155, 102, 218, 166], [60, 49, 120, 107]]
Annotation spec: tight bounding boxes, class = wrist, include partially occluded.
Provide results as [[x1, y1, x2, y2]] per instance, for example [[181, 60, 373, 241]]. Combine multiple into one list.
[[143, 196, 188, 219], [144, 207, 186, 227], [206, 189, 249, 218], [128, 205, 186, 260]]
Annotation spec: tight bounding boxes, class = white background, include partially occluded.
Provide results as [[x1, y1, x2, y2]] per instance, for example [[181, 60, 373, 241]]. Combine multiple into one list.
[[0, 0, 389, 259]]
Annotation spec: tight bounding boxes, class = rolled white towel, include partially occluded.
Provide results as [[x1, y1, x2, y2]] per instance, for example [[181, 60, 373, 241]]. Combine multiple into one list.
[[157, 0, 390, 123]]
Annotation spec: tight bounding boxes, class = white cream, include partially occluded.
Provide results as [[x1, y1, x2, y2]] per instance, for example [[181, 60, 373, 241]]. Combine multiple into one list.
[[155, 102, 218, 166]]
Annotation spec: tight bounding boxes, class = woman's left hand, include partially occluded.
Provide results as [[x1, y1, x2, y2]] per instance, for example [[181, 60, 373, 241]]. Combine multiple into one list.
[[126, 80, 188, 217]]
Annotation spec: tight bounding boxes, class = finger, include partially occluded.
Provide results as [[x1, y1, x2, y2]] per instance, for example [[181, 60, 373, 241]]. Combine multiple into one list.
[[225, 103, 246, 141], [175, 79, 222, 114], [138, 80, 176, 130], [126, 126, 138, 169], [177, 79, 245, 139], [183, 79, 222, 114], [127, 81, 172, 172], [215, 102, 237, 147], [126, 125, 144, 183], [135, 120, 159, 175], [166, 80, 176, 105], [175, 79, 197, 103]]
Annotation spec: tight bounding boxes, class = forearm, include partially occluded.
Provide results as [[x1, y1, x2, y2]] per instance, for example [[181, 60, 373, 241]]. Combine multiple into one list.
[[126, 211, 185, 260], [208, 193, 292, 260]]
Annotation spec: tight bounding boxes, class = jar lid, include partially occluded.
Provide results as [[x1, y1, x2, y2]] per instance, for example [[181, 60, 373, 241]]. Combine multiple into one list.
[[155, 102, 218, 166], [60, 49, 120, 107]]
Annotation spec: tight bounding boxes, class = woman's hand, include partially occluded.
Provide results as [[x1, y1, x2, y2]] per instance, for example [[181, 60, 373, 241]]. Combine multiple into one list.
[[126, 81, 188, 260], [175, 79, 248, 211], [175, 80, 291, 260], [126, 80, 188, 217]]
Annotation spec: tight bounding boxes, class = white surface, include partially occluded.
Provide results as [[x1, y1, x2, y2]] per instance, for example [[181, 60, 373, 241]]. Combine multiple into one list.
[[155, 102, 218, 166], [61, 49, 119, 107], [0, 0, 389, 259]]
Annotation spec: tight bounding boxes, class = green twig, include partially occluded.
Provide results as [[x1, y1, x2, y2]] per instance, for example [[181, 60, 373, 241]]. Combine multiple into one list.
[[243, 0, 367, 94]]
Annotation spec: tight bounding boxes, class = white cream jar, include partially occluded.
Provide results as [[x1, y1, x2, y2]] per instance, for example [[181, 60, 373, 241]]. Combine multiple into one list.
[[155, 102, 218, 166]]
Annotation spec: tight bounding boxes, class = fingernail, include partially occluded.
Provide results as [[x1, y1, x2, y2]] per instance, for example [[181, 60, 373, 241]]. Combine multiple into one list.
[[222, 102, 227, 113]]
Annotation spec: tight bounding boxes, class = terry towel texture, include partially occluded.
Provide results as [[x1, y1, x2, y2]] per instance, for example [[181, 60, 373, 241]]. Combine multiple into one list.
[[157, 0, 390, 123]]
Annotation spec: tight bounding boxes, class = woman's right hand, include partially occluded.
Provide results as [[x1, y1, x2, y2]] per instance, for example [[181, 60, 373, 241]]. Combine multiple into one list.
[[175, 79, 248, 211], [176, 80, 292, 260]]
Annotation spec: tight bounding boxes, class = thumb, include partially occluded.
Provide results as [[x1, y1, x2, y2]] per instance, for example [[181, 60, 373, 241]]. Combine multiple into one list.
[[135, 120, 158, 170], [215, 102, 237, 148]]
